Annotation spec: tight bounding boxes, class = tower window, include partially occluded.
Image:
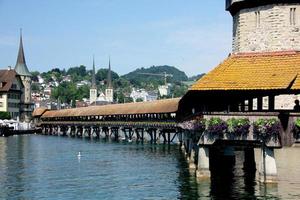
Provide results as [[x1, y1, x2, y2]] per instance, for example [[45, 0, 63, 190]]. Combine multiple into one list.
[[255, 11, 260, 28], [290, 8, 296, 26]]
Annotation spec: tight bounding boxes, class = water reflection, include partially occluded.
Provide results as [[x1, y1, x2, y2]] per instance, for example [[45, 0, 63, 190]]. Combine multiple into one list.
[[0, 135, 300, 199]]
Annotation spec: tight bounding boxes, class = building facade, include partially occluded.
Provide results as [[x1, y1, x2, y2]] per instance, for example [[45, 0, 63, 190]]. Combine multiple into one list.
[[225, 0, 300, 109], [227, 0, 300, 53], [0, 69, 24, 119]]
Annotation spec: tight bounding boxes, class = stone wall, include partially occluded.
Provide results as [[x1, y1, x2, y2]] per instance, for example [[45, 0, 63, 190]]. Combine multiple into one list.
[[232, 3, 300, 53]]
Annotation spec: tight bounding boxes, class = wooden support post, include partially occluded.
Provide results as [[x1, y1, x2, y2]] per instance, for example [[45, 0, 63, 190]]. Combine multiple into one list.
[[167, 132, 171, 145], [241, 100, 245, 112], [129, 128, 132, 140], [257, 96, 263, 111], [248, 99, 253, 111], [269, 95, 275, 111], [141, 129, 144, 144]]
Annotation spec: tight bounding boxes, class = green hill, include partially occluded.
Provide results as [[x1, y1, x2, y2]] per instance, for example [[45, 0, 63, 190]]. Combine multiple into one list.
[[122, 65, 188, 88]]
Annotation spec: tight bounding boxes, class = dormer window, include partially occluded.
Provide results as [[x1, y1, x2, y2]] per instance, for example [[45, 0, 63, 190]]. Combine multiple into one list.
[[290, 8, 296, 26]]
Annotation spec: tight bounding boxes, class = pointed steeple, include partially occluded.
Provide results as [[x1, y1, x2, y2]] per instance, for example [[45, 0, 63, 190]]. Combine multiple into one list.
[[107, 57, 112, 89], [15, 29, 31, 77], [91, 55, 96, 89]]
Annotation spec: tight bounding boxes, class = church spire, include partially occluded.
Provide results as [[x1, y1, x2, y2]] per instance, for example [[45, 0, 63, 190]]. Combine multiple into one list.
[[107, 57, 112, 89], [91, 55, 96, 89], [15, 29, 31, 76]]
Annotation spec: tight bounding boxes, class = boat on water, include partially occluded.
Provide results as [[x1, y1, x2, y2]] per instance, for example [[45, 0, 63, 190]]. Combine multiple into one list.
[[0, 121, 39, 137]]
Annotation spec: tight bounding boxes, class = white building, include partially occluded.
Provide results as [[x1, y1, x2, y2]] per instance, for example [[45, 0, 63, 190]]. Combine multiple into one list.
[[130, 88, 158, 102], [158, 84, 171, 97]]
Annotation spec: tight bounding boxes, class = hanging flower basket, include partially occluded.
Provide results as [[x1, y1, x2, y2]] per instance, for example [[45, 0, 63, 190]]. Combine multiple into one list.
[[207, 117, 227, 137], [253, 118, 281, 141], [194, 118, 206, 132], [293, 119, 300, 141], [227, 118, 250, 137]]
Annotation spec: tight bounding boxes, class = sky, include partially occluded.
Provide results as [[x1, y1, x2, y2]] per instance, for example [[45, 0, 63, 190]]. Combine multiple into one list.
[[0, 0, 232, 76]]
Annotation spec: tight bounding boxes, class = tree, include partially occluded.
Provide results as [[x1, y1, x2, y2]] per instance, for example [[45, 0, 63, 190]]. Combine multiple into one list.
[[51, 82, 77, 104], [31, 82, 40, 92], [136, 98, 144, 102], [0, 112, 11, 119], [31, 71, 40, 82], [96, 69, 119, 82]]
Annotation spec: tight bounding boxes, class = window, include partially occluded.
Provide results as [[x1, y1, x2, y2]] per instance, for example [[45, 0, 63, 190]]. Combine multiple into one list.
[[0, 102, 3, 107], [290, 8, 296, 26], [255, 11, 260, 28]]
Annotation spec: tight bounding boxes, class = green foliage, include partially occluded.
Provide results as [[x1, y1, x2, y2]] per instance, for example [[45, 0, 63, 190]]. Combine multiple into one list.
[[295, 119, 300, 128], [194, 118, 206, 131], [253, 118, 281, 137], [188, 73, 205, 81], [122, 65, 188, 87], [31, 82, 40, 92], [207, 117, 228, 134], [31, 71, 40, 82], [227, 118, 250, 135], [0, 112, 11, 119], [51, 82, 89, 104], [171, 83, 188, 98], [96, 69, 119, 82], [67, 65, 87, 77], [136, 98, 144, 102]]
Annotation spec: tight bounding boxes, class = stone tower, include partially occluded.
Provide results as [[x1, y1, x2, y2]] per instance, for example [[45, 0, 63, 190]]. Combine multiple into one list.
[[89, 56, 97, 104], [15, 30, 33, 122], [105, 58, 113, 103], [226, 0, 300, 53]]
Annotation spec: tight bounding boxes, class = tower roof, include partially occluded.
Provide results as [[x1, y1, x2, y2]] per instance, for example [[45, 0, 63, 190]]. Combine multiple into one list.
[[91, 56, 96, 89], [226, 0, 300, 15], [107, 57, 112, 89], [15, 30, 31, 77]]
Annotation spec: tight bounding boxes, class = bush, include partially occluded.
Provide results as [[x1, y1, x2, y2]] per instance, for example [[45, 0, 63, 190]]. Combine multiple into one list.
[[227, 118, 250, 135], [253, 118, 281, 138], [207, 117, 227, 135], [0, 112, 11, 120]]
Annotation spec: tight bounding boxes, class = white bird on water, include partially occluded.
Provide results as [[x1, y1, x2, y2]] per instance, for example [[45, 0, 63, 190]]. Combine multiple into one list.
[[77, 152, 81, 158]]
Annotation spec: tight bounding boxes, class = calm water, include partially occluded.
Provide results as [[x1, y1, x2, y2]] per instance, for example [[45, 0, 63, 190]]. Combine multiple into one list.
[[0, 135, 300, 200]]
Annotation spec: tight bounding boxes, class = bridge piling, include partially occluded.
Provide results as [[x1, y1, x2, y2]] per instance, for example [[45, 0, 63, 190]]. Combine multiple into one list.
[[259, 146, 277, 183], [196, 147, 211, 179]]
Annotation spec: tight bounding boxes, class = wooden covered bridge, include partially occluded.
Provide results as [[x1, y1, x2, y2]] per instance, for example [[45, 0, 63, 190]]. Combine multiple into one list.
[[33, 98, 182, 144]]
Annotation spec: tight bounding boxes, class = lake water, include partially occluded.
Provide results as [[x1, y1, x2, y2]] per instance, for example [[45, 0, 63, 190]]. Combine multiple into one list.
[[0, 135, 300, 200]]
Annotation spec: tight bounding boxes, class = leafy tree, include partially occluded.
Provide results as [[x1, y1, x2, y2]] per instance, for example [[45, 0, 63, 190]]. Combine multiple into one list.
[[188, 73, 205, 81], [96, 69, 119, 82], [31, 71, 40, 82], [51, 82, 77, 104], [67, 65, 87, 76], [31, 82, 40, 92], [136, 98, 144, 102], [171, 83, 188, 98], [0, 112, 11, 119]]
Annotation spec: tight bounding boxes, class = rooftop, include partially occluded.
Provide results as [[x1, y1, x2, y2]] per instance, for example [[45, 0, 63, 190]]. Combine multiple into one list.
[[191, 51, 300, 91], [39, 98, 180, 118]]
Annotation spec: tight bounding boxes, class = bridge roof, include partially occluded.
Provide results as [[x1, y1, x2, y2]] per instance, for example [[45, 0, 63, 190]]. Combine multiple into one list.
[[40, 98, 180, 118], [191, 51, 300, 91], [32, 107, 48, 117]]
